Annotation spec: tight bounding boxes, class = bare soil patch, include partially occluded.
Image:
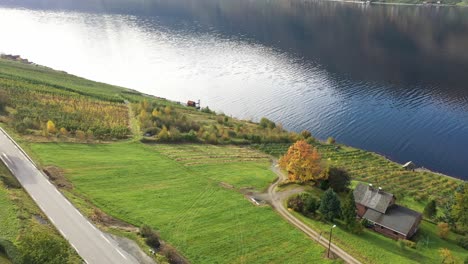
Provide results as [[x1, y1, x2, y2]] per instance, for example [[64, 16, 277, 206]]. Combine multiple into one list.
[[43, 166, 73, 190]]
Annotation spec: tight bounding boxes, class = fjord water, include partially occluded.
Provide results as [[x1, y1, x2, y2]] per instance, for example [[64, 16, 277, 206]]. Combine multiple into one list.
[[0, 0, 467, 179]]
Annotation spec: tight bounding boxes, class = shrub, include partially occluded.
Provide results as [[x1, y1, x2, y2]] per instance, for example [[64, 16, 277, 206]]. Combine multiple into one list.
[[400, 239, 416, 249], [287, 194, 305, 213], [361, 218, 372, 228], [397, 239, 406, 250], [18, 228, 69, 264], [437, 222, 450, 239], [259, 117, 276, 129], [160, 245, 186, 264], [0, 238, 22, 264], [0, 174, 21, 189], [300, 130, 312, 139], [319, 180, 330, 190], [423, 200, 437, 219], [304, 195, 319, 215], [140, 225, 153, 238], [139, 225, 161, 249], [145, 233, 161, 249], [327, 137, 336, 144], [456, 236, 468, 250]]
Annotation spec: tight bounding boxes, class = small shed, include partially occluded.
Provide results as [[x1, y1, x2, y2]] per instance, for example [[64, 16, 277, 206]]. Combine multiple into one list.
[[402, 161, 416, 171], [187, 100, 196, 107]]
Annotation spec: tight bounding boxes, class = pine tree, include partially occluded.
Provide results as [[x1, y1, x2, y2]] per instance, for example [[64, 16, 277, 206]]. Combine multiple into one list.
[[423, 200, 437, 219], [342, 191, 357, 226], [319, 188, 341, 222]]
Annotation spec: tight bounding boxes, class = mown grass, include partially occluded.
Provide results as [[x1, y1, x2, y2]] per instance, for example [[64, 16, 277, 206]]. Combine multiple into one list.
[[253, 143, 462, 211], [29, 142, 334, 264]]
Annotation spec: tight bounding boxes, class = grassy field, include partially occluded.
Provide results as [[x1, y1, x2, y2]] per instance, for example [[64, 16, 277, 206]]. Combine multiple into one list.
[[29, 142, 334, 264], [253, 143, 462, 212], [0, 161, 81, 263]]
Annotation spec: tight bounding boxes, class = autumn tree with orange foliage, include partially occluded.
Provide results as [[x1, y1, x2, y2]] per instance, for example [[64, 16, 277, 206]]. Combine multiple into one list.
[[279, 140, 325, 183]]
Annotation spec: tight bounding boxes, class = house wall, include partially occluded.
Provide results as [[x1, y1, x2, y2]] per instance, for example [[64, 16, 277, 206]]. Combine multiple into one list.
[[406, 214, 423, 239], [371, 224, 406, 240], [356, 203, 367, 217]]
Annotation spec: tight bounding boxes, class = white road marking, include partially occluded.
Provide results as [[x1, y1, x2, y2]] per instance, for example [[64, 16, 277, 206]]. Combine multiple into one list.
[[75, 208, 83, 217], [116, 249, 128, 260], [101, 233, 111, 244], [71, 243, 80, 254], [58, 229, 66, 238], [1, 153, 12, 164], [54, 189, 61, 195], [88, 221, 97, 230], [49, 216, 56, 225], [65, 199, 72, 206]]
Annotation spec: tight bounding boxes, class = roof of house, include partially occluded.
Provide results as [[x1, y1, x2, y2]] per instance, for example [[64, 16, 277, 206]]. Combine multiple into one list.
[[353, 183, 394, 214], [362, 205, 422, 236]]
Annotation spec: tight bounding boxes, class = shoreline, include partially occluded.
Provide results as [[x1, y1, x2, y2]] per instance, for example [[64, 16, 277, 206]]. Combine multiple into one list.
[[1, 55, 466, 182], [318, 0, 468, 7]]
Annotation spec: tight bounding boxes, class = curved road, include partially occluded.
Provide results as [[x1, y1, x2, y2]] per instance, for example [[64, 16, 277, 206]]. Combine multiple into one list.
[[0, 128, 138, 264], [268, 162, 362, 264]]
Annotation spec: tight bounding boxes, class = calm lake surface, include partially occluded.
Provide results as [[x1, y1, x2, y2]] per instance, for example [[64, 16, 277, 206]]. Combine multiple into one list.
[[1, 0, 468, 179]]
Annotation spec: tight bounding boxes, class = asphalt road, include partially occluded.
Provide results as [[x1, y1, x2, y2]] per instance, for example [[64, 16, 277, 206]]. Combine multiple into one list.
[[0, 128, 138, 264], [268, 162, 362, 264]]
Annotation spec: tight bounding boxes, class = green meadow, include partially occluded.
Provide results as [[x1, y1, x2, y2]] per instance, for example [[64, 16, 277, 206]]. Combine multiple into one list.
[[29, 142, 332, 264]]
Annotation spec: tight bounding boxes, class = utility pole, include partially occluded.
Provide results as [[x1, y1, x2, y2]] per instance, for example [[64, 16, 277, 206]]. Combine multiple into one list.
[[328, 224, 336, 258]]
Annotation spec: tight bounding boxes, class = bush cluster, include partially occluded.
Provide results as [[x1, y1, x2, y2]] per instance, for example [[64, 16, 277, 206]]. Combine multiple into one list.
[[140, 225, 161, 249], [287, 193, 319, 215]]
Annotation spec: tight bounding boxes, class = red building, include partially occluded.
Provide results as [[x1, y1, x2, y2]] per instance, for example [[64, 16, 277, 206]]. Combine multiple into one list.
[[354, 183, 422, 240]]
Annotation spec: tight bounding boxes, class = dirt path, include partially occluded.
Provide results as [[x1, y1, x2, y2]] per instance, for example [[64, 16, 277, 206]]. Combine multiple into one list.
[[268, 161, 362, 264], [124, 100, 142, 141]]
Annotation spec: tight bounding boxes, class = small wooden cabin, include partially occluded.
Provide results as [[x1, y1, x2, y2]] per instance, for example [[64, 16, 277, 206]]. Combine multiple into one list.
[[354, 183, 422, 240]]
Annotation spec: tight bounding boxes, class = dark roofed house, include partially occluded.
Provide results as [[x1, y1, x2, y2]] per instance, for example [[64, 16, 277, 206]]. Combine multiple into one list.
[[354, 183, 422, 240]]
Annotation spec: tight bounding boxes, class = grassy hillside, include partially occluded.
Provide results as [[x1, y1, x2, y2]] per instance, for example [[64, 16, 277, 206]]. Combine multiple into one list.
[[0, 162, 81, 263], [1, 57, 466, 263], [29, 142, 331, 264]]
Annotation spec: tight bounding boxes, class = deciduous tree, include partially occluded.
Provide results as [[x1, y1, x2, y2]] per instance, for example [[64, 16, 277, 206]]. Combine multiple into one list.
[[279, 140, 324, 183], [325, 167, 350, 192]]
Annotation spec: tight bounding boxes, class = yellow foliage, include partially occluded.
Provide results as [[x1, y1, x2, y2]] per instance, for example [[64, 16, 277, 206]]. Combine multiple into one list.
[[437, 222, 450, 239], [152, 109, 160, 117], [438, 248, 455, 264], [164, 106, 172, 115], [46, 120, 56, 134], [279, 140, 325, 183], [59, 127, 68, 136]]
